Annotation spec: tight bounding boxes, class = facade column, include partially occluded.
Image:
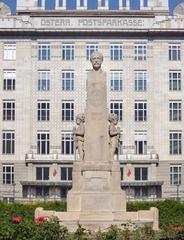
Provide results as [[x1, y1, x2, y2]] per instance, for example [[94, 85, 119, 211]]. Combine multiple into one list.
[[140, 0, 144, 9], [148, 0, 154, 9], [125, 0, 130, 10], [119, 0, 123, 10], [55, 0, 66, 9], [98, 0, 108, 10], [76, 0, 88, 9]]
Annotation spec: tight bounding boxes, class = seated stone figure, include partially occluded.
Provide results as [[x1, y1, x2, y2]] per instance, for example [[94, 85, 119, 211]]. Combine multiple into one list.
[[73, 113, 85, 161], [108, 113, 120, 160]]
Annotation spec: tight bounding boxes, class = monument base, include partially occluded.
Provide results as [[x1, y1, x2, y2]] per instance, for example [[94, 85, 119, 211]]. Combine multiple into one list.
[[67, 161, 126, 212], [35, 207, 159, 232]]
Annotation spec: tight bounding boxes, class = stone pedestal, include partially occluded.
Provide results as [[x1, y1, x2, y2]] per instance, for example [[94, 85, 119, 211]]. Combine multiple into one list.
[[67, 161, 126, 213]]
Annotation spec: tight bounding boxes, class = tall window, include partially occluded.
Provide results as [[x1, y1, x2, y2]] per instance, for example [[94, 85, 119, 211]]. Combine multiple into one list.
[[169, 132, 182, 155], [110, 71, 123, 91], [3, 165, 14, 184], [61, 133, 74, 155], [61, 101, 74, 121], [110, 101, 123, 121], [3, 101, 15, 121], [4, 43, 16, 60], [135, 131, 147, 155], [86, 44, 98, 60], [62, 44, 75, 60], [134, 44, 147, 61], [134, 70, 147, 91], [169, 101, 181, 121], [135, 101, 147, 121], [62, 71, 74, 91], [36, 167, 49, 180], [169, 44, 181, 61], [37, 132, 50, 154], [110, 44, 123, 60], [61, 167, 72, 181], [169, 71, 181, 91], [135, 167, 148, 180], [37, 101, 50, 121], [38, 43, 50, 61], [170, 165, 181, 185], [38, 71, 50, 91], [3, 70, 16, 90], [2, 131, 15, 154]]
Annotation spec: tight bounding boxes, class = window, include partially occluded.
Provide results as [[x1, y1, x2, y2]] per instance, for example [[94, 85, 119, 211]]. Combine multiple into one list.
[[2, 131, 15, 154], [38, 71, 50, 91], [170, 132, 182, 155], [110, 71, 123, 91], [169, 101, 181, 121], [135, 131, 147, 154], [3, 165, 14, 184], [134, 70, 147, 91], [61, 101, 74, 121], [37, 101, 50, 121], [86, 44, 98, 60], [61, 133, 74, 155], [110, 101, 123, 121], [134, 44, 147, 61], [62, 71, 74, 91], [62, 44, 75, 60], [61, 167, 72, 181], [4, 43, 16, 60], [38, 43, 50, 61], [170, 165, 181, 185], [3, 100, 15, 121], [169, 44, 181, 61], [135, 167, 148, 180], [37, 132, 50, 154], [110, 44, 123, 60], [169, 71, 181, 91], [36, 167, 49, 180], [135, 101, 147, 121], [3, 71, 16, 90], [36, 187, 49, 198]]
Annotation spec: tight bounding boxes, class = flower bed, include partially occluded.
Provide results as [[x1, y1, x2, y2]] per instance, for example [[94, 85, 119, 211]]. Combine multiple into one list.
[[0, 200, 184, 239]]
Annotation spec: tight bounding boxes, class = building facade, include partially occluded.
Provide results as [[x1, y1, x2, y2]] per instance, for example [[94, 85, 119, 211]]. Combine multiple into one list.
[[0, 0, 184, 201]]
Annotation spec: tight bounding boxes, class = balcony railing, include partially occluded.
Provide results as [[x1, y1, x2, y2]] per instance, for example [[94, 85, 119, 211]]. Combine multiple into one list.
[[25, 153, 75, 162], [25, 152, 159, 162]]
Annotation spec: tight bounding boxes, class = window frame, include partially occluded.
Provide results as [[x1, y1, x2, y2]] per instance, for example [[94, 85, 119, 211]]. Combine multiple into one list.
[[169, 132, 182, 155], [2, 131, 15, 155], [110, 44, 123, 61], [38, 43, 50, 61], [110, 70, 123, 91], [3, 165, 14, 184], [134, 43, 147, 61], [61, 101, 74, 121], [37, 131, 50, 155]]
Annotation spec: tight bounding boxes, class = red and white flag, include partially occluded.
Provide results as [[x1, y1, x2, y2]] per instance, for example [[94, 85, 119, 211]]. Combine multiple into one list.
[[127, 169, 131, 177], [52, 168, 57, 177]]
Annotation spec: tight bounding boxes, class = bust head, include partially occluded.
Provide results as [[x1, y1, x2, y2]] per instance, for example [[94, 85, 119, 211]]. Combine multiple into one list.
[[90, 51, 103, 71], [108, 113, 118, 125], [76, 113, 85, 125]]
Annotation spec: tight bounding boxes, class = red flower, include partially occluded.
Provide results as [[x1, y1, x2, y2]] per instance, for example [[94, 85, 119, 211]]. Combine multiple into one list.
[[12, 216, 23, 223], [35, 216, 48, 223]]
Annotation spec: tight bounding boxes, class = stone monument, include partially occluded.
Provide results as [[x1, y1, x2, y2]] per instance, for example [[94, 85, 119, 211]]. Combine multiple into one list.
[[35, 52, 159, 231]]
